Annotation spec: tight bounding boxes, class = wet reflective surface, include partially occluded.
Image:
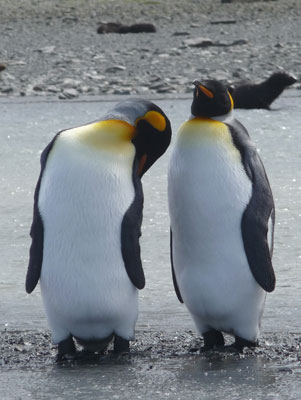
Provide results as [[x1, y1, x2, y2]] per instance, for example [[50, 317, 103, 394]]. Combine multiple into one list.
[[0, 92, 300, 399]]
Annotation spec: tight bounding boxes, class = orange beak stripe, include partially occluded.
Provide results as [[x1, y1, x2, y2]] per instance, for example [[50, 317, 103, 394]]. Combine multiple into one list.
[[199, 85, 214, 98]]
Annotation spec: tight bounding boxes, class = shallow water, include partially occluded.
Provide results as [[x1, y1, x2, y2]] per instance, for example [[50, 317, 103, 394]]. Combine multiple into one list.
[[1, 355, 300, 400], [0, 92, 300, 399]]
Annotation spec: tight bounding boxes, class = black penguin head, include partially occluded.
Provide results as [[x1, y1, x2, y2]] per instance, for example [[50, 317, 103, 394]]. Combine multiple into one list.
[[132, 100, 172, 177], [266, 71, 297, 89], [191, 80, 234, 118]]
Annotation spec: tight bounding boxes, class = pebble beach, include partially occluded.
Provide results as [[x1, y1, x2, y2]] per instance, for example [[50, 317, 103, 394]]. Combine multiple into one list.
[[0, 0, 300, 99]]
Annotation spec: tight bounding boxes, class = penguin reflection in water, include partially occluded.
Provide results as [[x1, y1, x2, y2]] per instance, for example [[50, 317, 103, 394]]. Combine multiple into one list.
[[168, 80, 276, 352], [26, 99, 171, 361]]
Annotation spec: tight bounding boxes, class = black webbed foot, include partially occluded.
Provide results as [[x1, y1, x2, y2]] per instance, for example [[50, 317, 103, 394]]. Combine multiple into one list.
[[233, 336, 258, 353], [113, 335, 130, 354], [201, 329, 225, 352], [56, 336, 77, 362]]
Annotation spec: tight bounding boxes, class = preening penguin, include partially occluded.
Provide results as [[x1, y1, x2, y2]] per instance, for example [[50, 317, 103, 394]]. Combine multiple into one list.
[[168, 80, 275, 352], [26, 99, 171, 360]]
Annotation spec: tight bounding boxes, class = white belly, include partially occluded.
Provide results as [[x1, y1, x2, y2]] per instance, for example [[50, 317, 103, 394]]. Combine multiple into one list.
[[39, 135, 138, 343], [168, 121, 266, 341]]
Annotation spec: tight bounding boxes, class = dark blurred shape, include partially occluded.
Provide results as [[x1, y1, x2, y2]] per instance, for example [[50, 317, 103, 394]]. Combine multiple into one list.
[[228, 72, 297, 109], [210, 19, 237, 24], [222, 0, 277, 2], [0, 64, 6, 72], [221, 0, 277, 3], [97, 22, 156, 34]]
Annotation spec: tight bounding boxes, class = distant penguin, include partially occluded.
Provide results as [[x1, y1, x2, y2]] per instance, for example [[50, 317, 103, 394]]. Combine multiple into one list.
[[168, 80, 275, 352], [97, 22, 156, 34], [228, 71, 297, 109], [26, 99, 171, 361]]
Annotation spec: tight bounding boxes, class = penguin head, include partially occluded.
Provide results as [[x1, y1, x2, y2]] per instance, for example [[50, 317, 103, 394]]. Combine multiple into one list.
[[191, 80, 234, 118], [266, 71, 297, 89], [104, 99, 172, 177]]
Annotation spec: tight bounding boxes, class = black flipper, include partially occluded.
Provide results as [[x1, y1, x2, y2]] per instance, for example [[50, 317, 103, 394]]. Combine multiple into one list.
[[25, 133, 60, 294], [227, 120, 276, 293], [121, 158, 145, 290], [170, 229, 184, 303]]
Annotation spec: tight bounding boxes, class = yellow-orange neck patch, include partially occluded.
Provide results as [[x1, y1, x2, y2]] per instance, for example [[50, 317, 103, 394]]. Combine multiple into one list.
[[136, 110, 166, 132], [64, 119, 136, 151]]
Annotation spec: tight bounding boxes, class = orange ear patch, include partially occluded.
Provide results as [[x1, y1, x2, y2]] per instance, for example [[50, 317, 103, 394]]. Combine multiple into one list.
[[136, 111, 166, 132]]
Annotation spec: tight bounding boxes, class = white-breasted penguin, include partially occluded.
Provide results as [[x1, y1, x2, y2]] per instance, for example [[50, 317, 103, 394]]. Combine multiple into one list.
[[26, 99, 171, 360], [168, 80, 275, 352]]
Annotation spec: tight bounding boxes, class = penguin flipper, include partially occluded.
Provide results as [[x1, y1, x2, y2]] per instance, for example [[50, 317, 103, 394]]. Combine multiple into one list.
[[241, 151, 276, 292], [170, 229, 184, 303], [121, 163, 145, 290], [228, 121, 276, 293], [25, 134, 60, 294]]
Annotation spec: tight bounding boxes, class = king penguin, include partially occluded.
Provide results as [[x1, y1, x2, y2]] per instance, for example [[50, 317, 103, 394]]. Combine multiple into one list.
[[26, 99, 171, 360], [168, 80, 276, 352]]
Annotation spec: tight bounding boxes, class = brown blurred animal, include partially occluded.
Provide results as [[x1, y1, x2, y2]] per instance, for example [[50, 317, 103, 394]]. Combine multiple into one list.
[[97, 22, 156, 34], [228, 72, 297, 109]]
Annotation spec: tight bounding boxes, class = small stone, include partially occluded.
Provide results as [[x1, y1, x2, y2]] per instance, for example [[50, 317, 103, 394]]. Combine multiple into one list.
[[33, 85, 44, 92], [183, 37, 214, 48], [172, 32, 190, 36], [62, 78, 81, 88], [62, 16, 79, 23], [231, 39, 248, 46], [157, 84, 176, 94], [210, 19, 237, 24], [278, 367, 294, 373], [47, 85, 60, 93], [105, 65, 126, 73], [59, 88, 79, 99], [79, 86, 93, 93], [113, 87, 132, 95], [36, 46, 56, 54], [0, 86, 14, 94]]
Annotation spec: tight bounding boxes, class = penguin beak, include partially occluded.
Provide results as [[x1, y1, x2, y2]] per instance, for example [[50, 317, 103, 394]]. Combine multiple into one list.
[[137, 154, 147, 177], [193, 81, 214, 98]]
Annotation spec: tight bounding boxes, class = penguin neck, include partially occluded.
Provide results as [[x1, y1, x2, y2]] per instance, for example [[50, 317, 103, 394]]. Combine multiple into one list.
[[64, 120, 136, 152], [189, 110, 234, 124]]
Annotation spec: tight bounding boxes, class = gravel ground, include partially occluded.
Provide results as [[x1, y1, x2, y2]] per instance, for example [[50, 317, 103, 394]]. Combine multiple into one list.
[[1, 330, 300, 369], [0, 0, 300, 98]]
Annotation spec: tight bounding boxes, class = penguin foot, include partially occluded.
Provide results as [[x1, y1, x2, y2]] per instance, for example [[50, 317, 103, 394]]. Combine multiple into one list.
[[201, 329, 225, 352], [56, 336, 77, 362], [74, 334, 113, 354], [113, 335, 130, 354], [233, 336, 258, 353]]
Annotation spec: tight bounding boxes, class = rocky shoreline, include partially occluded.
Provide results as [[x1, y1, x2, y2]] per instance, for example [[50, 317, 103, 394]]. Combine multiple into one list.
[[0, 0, 300, 99]]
